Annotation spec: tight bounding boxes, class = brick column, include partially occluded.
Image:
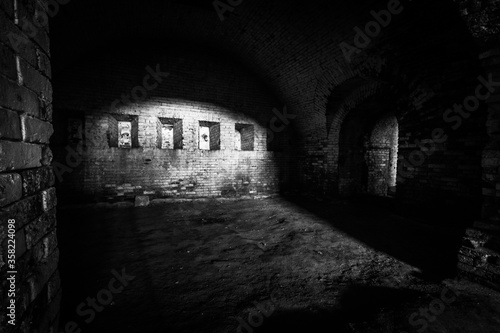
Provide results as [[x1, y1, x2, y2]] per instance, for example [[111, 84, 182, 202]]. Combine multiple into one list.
[[480, 49, 500, 220], [458, 49, 500, 291], [0, 0, 61, 332], [452, 0, 500, 290]]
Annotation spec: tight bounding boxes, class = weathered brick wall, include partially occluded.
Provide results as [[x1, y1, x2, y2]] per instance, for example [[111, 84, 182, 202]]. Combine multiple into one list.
[[0, 0, 60, 332], [52, 45, 293, 203], [367, 115, 398, 196], [396, 66, 488, 215], [321, 1, 488, 217], [337, 110, 399, 197], [459, 226, 500, 291], [454, 0, 500, 287], [47, 0, 489, 213], [44, 0, 499, 295], [367, 149, 390, 196]]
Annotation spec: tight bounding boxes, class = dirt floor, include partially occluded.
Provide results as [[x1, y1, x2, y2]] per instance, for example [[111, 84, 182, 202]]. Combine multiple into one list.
[[56, 196, 500, 333]]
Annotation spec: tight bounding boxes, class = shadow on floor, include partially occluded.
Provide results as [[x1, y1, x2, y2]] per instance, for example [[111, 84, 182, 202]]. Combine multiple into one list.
[[249, 285, 424, 333], [55, 196, 485, 332], [249, 309, 350, 333], [282, 194, 472, 281]]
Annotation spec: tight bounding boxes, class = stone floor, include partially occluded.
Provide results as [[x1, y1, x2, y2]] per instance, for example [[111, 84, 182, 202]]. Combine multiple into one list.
[[56, 196, 500, 333]]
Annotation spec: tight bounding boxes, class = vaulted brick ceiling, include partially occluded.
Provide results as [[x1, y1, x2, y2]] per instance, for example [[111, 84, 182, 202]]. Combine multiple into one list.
[[51, 0, 485, 140]]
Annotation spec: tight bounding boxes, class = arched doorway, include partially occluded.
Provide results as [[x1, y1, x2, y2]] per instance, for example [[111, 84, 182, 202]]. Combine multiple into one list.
[[365, 115, 399, 197], [338, 102, 399, 197]]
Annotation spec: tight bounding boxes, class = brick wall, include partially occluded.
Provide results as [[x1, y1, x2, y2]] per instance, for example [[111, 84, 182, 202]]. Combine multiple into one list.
[[455, 42, 500, 290], [367, 115, 398, 196], [47, 0, 489, 215], [396, 67, 488, 216], [0, 0, 60, 332], [44, 0, 499, 295], [319, 1, 488, 218], [52, 45, 293, 203], [337, 108, 399, 197]]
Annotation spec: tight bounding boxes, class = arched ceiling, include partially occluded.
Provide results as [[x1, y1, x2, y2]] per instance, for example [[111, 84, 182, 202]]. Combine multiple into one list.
[[51, 0, 484, 140]]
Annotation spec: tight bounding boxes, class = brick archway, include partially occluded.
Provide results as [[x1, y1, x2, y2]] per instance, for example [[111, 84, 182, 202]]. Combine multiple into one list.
[[366, 115, 399, 196], [323, 70, 410, 196], [336, 95, 399, 197]]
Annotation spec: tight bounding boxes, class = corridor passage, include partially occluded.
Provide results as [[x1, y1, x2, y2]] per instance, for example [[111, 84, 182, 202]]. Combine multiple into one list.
[[57, 197, 500, 333]]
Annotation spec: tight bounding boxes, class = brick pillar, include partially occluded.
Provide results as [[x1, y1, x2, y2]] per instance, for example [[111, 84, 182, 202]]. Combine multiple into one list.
[[452, 0, 500, 290], [457, 49, 500, 291], [0, 0, 61, 332], [480, 49, 500, 220]]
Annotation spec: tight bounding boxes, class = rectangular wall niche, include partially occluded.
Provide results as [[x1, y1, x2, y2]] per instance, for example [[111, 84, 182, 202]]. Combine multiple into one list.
[[108, 114, 139, 148], [157, 118, 182, 149], [235, 123, 254, 151], [199, 121, 220, 150], [67, 118, 83, 145]]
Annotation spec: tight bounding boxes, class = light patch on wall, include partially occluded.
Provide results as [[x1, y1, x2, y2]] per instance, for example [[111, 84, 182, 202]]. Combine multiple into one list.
[[118, 121, 132, 148], [235, 128, 242, 150], [161, 124, 174, 149], [111, 101, 260, 152], [13, 0, 19, 24], [199, 121, 221, 150], [199, 126, 210, 150], [388, 120, 399, 188], [16, 55, 23, 85], [367, 115, 399, 196]]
